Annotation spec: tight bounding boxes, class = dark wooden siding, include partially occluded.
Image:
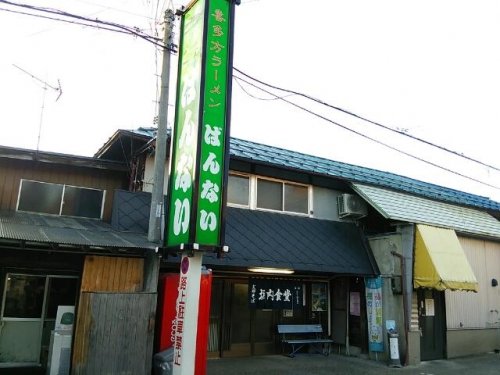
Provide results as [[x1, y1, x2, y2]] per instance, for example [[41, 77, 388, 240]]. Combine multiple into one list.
[[72, 292, 156, 375], [0, 159, 127, 221], [73, 255, 152, 374]]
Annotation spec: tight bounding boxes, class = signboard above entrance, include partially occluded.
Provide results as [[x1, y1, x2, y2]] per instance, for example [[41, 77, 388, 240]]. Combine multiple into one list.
[[248, 278, 303, 310]]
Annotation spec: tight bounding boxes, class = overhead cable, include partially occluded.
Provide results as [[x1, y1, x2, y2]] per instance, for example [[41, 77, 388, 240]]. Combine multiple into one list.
[[234, 67, 500, 173], [234, 74, 500, 190], [0, 0, 169, 50]]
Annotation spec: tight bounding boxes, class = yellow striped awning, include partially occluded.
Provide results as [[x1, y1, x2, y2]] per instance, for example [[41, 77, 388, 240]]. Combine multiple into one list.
[[414, 224, 478, 292]]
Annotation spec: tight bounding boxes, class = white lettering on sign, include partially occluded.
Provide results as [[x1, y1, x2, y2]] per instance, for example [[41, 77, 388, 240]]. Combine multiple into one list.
[[200, 180, 219, 203], [179, 110, 196, 148], [173, 198, 190, 235], [181, 77, 197, 108], [199, 210, 217, 231], [175, 154, 194, 193], [250, 284, 257, 303], [202, 152, 220, 174], [204, 124, 222, 146], [173, 275, 188, 366]]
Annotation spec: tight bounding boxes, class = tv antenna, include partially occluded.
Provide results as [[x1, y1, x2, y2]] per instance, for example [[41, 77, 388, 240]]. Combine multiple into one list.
[[12, 64, 62, 152]]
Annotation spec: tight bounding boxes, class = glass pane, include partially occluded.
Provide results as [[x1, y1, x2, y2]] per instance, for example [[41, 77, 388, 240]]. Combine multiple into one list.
[[230, 283, 250, 343], [0, 321, 42, 362], [227, 175, 249, 206], [257, 179, 282, 211], [4, 274, 45, 318], [284, 183, 308, 213], [45, 278, 79, 319], [62, 186, 103, 219], [254, 309, 273, 342], [18, 180, 63, 215]]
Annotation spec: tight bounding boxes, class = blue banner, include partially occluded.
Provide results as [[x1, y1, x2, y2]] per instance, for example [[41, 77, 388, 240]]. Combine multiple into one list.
[[365, 277, 384, 352]]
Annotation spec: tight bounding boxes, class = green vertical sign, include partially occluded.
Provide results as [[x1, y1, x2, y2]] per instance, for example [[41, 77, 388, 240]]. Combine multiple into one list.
[[166, 0, 234, 250], [166, 0, 205, 247], [195, 0, 232, 245]]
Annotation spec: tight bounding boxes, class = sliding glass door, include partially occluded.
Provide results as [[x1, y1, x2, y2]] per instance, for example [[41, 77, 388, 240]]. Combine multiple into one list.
[[0, 273, 78, 366]]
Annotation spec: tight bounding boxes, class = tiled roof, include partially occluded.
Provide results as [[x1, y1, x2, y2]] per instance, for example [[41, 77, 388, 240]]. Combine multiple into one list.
[[202, 207, 379, 275], [114, 128, 500, 212], [353, 183, 500, 238], [228, 138, 500, 212]]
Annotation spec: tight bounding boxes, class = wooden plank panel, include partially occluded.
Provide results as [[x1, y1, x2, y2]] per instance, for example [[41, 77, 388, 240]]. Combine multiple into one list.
[[81, 255, 144, 292], [74, 292, 156, 375], [72, 292, 92, 372]]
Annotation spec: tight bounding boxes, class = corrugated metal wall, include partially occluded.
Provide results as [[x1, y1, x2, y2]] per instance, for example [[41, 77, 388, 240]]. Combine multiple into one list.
[[445, 236, 500, 329], [0, 159, 126, 221]]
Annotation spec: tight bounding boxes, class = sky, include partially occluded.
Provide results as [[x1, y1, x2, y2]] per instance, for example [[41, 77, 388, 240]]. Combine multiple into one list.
[[1, 0, 499, 201]]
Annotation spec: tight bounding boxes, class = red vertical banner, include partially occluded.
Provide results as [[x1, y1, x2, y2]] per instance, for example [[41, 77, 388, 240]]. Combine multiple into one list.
[[156, 271, 213, 375]]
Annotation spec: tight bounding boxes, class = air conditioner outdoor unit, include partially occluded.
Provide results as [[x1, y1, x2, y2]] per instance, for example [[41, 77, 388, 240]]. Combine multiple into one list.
[[337, 193, 368, 219]]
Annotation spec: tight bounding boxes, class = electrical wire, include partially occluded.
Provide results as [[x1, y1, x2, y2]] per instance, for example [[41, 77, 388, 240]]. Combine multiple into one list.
[[233, 75, 293, 101], [0, 0, 170, 50], [4, 0, 498, 188], [0, 6, 132, 36], [234, 67, 500, 173], [234, 74, 500, 190]]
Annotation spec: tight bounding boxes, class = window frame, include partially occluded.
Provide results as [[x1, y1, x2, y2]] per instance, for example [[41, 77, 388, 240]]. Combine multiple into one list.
[[255, 176, 310, 216], [17, 179, 106, 219], [226, 173, 251, 208]]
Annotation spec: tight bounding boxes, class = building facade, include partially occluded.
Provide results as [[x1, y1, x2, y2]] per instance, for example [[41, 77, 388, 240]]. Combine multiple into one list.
[[97, 128, 500, 364]]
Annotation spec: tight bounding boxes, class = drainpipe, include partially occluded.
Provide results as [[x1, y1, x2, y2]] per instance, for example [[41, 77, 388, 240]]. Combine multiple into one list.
[[391, 251, 409, 366]]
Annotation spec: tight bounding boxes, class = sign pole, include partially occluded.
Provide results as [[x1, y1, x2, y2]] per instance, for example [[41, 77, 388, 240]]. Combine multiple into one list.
[[164, 1, 238, 374], [172, 253, 203, 375]]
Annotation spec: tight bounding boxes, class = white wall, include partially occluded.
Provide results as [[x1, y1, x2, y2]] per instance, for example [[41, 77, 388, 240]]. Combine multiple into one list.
[[143, 155, 169, 194], [445, 236, 500, 329]]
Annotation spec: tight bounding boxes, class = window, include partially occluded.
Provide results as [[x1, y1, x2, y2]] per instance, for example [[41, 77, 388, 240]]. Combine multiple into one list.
[[284, 184, 308, 213], [18, 180, 104, 219], [257, 178, 309, 214], [3, 274, 46, 318], [227, 174, 250, 206], [257, 179, 282, 211]]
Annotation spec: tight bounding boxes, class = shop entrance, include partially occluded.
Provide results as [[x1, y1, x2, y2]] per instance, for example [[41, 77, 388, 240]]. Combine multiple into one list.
[[209, 280, 277, 357], [0, 273, 78, 366], [417, 289, 446, 360], [208, 278, 330, 358]]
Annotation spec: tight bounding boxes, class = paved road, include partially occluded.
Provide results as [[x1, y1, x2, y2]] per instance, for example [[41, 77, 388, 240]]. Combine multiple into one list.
[[207, 352, 500, 375]]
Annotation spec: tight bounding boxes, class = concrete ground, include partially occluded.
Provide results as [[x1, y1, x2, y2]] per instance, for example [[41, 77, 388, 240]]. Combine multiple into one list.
[[207, 352, 500, 375], [3, 352, 499, 374]]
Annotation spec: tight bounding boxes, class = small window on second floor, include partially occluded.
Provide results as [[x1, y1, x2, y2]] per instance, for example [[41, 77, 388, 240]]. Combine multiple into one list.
[[18, 180, 104, 219], [257, 179, 282, 211], [257, 178, 309, 214], [227, 174, 249, 206], [284, 183, 308, 214]]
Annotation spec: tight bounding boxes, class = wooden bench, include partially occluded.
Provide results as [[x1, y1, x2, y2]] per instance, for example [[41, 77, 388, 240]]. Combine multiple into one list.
[[277, 324, 334, 357]]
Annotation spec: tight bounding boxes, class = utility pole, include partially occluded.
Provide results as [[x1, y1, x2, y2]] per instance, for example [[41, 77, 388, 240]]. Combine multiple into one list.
[[148, 8, 175, 244]]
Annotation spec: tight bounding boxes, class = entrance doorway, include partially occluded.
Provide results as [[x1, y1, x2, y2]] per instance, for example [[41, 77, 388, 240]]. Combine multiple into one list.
[[0, 273, 79, 366], [417, 289, 446, 360], [209, 280, 278, 357]]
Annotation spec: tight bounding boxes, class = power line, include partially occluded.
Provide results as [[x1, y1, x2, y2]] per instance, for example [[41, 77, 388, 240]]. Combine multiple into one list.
[[0, 0, 169, 50], [234, 67, 500, 173], [233, 76, 293, 101], [234, 74, 500, 191]]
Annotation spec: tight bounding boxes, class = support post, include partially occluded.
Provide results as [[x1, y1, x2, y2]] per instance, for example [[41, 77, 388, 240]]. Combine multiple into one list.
[[148, 8, 175, 243]]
